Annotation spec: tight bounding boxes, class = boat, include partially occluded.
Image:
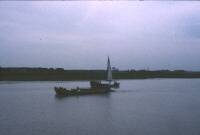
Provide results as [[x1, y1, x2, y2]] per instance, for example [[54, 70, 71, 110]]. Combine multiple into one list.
[[89, 57, 120, 89], [54, 57, 120, 96]]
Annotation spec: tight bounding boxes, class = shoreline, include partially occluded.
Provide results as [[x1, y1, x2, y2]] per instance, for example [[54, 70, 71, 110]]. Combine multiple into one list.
[[1, 78, 200, 82], [1, 67, 200, 81]]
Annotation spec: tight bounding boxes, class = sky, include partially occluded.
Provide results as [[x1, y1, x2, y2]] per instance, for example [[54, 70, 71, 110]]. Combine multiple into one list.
[[0, 1, 200, 71]]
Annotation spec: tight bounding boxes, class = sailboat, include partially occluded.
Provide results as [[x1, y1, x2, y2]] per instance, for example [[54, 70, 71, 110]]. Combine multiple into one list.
[[54, 57, 120, 96], [90, 56, 120, 89]]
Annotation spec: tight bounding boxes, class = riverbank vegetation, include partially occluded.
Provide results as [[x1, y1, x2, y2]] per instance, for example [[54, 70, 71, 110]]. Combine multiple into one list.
[[1, 67, 200, 81]]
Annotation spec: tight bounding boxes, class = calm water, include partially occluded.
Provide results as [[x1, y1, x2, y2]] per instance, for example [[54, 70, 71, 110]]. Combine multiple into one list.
[[0, 79, 200, 135]]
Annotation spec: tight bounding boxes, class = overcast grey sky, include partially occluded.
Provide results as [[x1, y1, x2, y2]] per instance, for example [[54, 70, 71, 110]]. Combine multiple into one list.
[[0, 2, 200, 70]]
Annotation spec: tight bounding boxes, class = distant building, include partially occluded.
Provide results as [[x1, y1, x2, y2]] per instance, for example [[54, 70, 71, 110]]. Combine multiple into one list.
[[112, 67, 119, 71]]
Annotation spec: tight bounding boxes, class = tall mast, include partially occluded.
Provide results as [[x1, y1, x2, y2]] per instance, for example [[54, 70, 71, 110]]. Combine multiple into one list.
[[107, 56, 112, 84]]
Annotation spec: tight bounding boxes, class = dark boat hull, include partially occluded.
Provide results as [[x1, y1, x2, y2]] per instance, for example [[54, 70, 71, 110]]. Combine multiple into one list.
[[54, 87, 113, 96]]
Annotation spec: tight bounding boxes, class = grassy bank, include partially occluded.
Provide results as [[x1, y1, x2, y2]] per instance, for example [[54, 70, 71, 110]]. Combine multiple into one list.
[[1, 67, 200, 81]]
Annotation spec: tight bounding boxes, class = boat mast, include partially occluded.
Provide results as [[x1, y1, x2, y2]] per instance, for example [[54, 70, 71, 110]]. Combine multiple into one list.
[[107, 56, 112, 85]]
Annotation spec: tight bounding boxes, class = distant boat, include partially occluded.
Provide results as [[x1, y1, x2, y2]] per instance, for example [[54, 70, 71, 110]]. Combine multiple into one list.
[[90, 56, 120, 89], [54, 57, 120, 96]]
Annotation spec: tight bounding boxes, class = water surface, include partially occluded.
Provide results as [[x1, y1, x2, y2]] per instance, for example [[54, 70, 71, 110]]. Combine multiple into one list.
[[0, 79, 200, 135]]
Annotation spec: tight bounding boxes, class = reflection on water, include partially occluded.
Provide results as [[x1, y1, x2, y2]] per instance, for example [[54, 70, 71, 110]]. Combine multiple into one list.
[[0, 79, 200, 135], [54, 92, 112, 100]]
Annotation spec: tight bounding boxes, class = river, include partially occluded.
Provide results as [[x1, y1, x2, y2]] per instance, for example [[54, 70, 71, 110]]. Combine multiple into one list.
[[0, 79, 200, 135]]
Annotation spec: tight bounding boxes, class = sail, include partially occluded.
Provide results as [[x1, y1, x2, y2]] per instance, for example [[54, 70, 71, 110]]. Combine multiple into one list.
[[107, 56, 112, 81]]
